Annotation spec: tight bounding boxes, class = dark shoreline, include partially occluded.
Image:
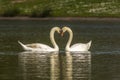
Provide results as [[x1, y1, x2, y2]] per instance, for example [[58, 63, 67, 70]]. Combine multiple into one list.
[[0, 17, 120, 21]]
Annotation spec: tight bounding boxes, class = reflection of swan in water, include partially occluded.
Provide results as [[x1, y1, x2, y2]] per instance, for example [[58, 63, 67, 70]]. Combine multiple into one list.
[[61, 27, 92, 52], [57, 51, 91, 80], [18, 51, 59, 80], [69, 51, 91, 80], [64, 52, 73, 80], [18, 51, 91, 80], [18, 27, 61, 52]]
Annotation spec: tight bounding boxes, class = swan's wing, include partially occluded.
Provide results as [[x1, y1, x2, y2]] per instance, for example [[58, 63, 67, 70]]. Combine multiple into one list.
[[26, 43, 52, 49], [70, 41, 92, 51], [70, 43, 90, 51], [71, 43, 87, 48], [18, 41, 54, 51]]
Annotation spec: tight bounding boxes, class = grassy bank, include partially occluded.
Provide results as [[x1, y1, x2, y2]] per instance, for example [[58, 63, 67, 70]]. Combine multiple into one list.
[[0, 0, 120, 17]]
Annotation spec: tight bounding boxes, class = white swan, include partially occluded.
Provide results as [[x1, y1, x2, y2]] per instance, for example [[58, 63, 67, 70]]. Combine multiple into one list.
[[61, 26, 92, 52], [18, 27, 61, 52]]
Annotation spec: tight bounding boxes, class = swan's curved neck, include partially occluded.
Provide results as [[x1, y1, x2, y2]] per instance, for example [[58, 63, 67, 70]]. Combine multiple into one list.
[[50, 29, 59, 51], [66, 28, 73, 51]]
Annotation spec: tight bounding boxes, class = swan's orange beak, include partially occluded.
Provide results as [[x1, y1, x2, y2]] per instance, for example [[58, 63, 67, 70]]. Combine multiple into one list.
[[60, 30, 64, 37]]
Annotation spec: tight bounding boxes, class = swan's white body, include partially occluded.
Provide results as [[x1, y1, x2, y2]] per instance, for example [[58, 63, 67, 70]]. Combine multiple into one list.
[[18, 27, 60, 52], [62, 27, 92, 52]]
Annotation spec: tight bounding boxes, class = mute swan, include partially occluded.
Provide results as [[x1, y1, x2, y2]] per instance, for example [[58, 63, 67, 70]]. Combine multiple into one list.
[[61, 27, 92, 52], [18, 27, 60, 52]]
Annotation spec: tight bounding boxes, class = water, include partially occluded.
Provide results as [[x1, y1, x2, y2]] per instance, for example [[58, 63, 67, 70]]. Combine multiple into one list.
[[0, 19, 120, 80]]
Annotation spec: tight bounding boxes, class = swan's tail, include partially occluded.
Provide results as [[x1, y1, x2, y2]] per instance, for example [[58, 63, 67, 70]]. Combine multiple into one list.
[[87, 40, 92, 50], [18, 41, 28, 50]]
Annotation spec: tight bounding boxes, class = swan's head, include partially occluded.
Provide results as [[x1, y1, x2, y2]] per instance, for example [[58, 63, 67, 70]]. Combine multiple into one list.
[[51, 27, 61, 33], [61, 26, 72, 36], [56, 27, 61, 34]]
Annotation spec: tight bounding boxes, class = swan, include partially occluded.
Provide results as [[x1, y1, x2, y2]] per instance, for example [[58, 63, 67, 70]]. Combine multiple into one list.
[[61, 26, 92, 52], [18, 27, 61, 52]]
